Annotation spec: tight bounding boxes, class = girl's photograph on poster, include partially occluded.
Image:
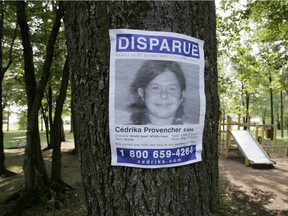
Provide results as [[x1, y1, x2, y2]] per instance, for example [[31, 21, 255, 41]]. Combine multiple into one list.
[[114, 59, 201, 125]]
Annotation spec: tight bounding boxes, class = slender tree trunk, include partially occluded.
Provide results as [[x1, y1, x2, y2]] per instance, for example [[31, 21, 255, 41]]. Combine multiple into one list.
[[280, 91, 283, 137], [16, 1, 48, 190], [64, 1, 219, 215], [6, 113, 9, 131], [0, 1, 16, 177], [269, 75, 274, 124], [0, 73, 6, 176], [269, 75, 274, 140], [48, 83, 53, 141], [60, 119, 66, 142], [245, 91, 250, 130], [69, 98, 78, 155], [51, 58, 69, 182], [70, 111, 73, 133], [5, 2, 66, 214], [16, 0, 63, 188], [262, 110, 266, 124], [0, 1, 5, 175], [41, 104, 51, 149]]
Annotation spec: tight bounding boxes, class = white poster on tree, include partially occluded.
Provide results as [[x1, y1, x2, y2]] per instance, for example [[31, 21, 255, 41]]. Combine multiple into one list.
[[109, 29, 205, 168]]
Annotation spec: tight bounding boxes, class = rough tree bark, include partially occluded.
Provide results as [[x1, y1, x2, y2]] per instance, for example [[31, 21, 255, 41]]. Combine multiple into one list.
[[64, 1, 219, 215]]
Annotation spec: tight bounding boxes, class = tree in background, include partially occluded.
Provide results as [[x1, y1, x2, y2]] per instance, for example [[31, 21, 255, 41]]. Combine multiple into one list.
[[0, 1, 17, 177], [3, 1, 70, 214], [64, 1, 219, 215], [248, 0, 288, 129], [217, 0, 287, 126], [51, 57, 70, 182]]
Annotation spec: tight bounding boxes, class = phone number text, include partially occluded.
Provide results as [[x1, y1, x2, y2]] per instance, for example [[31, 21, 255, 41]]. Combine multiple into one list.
[[116, 145, 196, 165]]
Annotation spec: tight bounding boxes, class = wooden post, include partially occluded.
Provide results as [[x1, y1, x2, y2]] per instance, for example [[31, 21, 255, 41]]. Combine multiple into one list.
[[225, 116, 231, 158], [237, 114, 240, 130], [218, 120, 221, 154], [273, 124, 277, 152], [266, 147, 270, 156], [255, 125, 259, 141], [245, 159, 250, 166], [261, 126, 265, 146]]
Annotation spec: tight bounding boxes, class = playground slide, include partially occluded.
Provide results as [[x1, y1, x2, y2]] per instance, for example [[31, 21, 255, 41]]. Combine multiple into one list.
[[230, 130, 276, 165]]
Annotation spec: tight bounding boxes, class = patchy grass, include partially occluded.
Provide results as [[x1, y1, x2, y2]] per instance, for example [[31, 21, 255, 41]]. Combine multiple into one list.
[[3, 129, 74, 148]]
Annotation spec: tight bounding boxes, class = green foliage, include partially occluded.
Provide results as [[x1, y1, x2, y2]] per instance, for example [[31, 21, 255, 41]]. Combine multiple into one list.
[[18, 112, 27, 130], [1, 1, 70, 125], [217, 0, 288, 123]]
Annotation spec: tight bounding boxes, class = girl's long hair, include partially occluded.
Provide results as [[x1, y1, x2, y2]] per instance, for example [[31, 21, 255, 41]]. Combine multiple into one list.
[[129, 60, 186, 125]]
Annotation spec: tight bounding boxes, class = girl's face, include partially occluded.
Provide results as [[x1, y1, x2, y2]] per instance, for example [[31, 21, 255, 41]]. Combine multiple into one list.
[[138, 70, 184, 125]]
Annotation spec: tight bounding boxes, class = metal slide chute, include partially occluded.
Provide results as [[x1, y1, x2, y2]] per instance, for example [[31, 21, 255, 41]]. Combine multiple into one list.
[[230, 130, 276, 165]]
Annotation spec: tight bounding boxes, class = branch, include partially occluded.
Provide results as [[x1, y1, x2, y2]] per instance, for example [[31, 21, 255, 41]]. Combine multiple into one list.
[[28, 1, 64, 132], [2, 23, 18, 76]]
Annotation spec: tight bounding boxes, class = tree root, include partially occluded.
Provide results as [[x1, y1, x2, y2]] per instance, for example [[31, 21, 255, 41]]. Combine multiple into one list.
[[42, 146, 53, 151], [0, 169, 17, 177], [4, 190, 39, 216], [50, 179, 74, 193], [67, 148, 78, 155], [3, 179, 74, 215]]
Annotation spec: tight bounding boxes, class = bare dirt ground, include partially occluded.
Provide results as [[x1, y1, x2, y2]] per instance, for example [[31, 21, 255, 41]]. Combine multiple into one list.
[[0, 141, 87, 216], [219, 149, 288, 216], [0, 143, 288, 216]]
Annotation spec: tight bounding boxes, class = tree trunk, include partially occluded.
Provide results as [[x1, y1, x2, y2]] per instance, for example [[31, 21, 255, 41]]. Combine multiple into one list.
[[6, 113, 9, 131], [16, 0, 63, 188], [269, 75, 274, 140], [280, 91, 283, 137], [64, 1, 219, 215], [269, 75, 274, 124], [0, 1, 5, 176], [41, 104, 51, 149], [60, 119, 66, 142], [244, 90, 250, 130], [16, 1, 48, 190], [51, 58, 69, 182], [4, 2, 67, 214], [48, 83, 53, 143], [70, 110, 73, 134], [0, 1, 16, 177], [69, 98, 78, 155]]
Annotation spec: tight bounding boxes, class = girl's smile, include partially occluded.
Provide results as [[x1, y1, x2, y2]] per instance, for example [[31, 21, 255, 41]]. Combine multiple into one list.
[[138, 70, 185, 125]]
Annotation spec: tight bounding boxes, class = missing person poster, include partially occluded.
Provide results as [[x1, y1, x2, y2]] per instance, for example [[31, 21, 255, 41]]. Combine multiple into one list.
[[109, 29, 205, 168]]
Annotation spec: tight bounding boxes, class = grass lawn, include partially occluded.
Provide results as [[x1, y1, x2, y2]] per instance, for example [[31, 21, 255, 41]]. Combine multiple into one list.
[[3, 124, 74, 148]]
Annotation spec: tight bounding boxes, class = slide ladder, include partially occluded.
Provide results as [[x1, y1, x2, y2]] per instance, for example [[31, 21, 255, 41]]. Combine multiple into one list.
[[230, 130, 276, 165]]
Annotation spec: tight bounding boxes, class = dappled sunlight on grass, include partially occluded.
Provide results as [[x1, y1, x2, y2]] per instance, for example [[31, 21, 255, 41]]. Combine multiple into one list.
[[0, 170, 24, 207], [3, 130, 74, 148], [0, 137, 85, 216], [219, 152, 288, 215], [6, 166, 23, 174]]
